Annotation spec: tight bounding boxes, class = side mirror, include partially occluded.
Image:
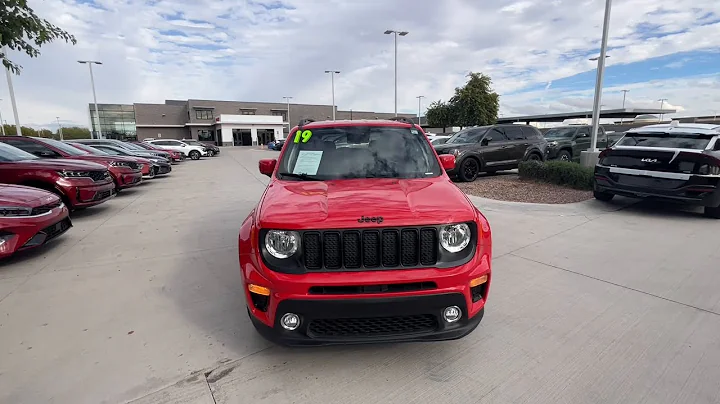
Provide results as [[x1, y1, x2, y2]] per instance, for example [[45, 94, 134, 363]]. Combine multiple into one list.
[[481, 138, 490, 146], [439, 154, 456, 171], [34, 150, 58, 158], [179, 143, 187, 147], [259, 159, 277, 177]]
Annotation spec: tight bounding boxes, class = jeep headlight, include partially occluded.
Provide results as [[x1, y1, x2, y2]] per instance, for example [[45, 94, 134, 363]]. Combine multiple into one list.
[[265, 230, 299, 259], [109, 161, 131, 167], [57, 170, 91, 178], [439, 223, 471, 253]]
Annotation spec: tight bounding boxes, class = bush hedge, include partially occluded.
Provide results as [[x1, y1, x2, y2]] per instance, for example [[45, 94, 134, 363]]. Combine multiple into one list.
[[518, 160, 594, 190]]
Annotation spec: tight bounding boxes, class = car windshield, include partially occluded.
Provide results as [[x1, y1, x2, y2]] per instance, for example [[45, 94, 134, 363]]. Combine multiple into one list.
[[37, 138, 88, 156], [123, 143, 146, 150], [95, 146, 125, 156], [616, 132, 713, 149], [0, 142, 39, 162], [277, 125, 441, 180], [544, 128, 577, 139], [73, 144, 110, 155], [446, 127, 490, 144]]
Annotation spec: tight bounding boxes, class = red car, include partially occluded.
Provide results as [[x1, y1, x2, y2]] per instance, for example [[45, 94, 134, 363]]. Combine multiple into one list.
[[68, 142, 158, 179], [240, 118, 492, 345], [129, 141, 185, 162], [0, 184, 72, 259], [0, 142, 114, 210], [0, 136, 142, 191]]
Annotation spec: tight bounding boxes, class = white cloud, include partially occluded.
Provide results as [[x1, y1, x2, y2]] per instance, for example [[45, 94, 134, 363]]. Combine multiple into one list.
[[0, 0, 719, 130]]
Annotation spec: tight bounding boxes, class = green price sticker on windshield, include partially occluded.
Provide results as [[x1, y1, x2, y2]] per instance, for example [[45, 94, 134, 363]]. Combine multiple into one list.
[[294, 130, 313, 143]]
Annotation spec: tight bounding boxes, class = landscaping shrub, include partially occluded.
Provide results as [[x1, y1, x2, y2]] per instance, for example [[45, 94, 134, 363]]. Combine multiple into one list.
[[518, 160, 594, 190]]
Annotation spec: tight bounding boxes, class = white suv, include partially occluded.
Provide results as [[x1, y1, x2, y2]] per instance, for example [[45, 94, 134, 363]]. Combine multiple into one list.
[[145, 139, 208, 160]]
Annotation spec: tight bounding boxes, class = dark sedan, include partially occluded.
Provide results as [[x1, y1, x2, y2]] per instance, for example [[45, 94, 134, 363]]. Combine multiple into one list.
[[74, 144, 173, 176]]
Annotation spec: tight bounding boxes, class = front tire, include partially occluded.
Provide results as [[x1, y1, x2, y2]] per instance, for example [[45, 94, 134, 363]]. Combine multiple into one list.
[[557, 150, 571, 162], [459, 158, 480, 182], [525, 152, 542, 162], [189, 150, 201, 160], [593, 190, 614, 201]]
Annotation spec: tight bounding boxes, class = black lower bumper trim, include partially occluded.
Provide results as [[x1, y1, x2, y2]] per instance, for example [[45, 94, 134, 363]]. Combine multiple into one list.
[[249, 293, 484, 346]]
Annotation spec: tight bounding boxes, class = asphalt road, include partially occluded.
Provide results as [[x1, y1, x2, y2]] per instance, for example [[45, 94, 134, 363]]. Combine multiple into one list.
[[1, 148, 719, 404]]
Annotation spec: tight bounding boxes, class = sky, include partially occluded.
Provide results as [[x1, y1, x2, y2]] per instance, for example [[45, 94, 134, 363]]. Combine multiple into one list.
[[1, 0, 719, 131]]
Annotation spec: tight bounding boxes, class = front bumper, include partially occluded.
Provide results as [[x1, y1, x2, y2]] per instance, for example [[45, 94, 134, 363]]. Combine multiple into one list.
[[156, 164, 172, 175], [595, 165, 720, 207], [249, 294, 484, 346], [59, 180, 116, 208], [0, 207, 71, 259]]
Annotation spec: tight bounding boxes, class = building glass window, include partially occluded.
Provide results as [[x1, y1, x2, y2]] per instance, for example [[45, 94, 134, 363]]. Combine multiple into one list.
[[198, 129, 214, 141], [89, 104, 137, 140], [240, 109, 256, 115], [271, 110, 287, 121], [195, 109, 213, 120]]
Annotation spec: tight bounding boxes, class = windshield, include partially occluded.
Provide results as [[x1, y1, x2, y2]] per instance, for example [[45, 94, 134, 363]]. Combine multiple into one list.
[[123, 142, 146, 151], [544, 128, 577, 139], [277, 125, 441, 180], [37, 138, 88, 156], [0, 142, 39, 162], [446, 127, 490, 144], [73, 143, 110, 155], [616, 132, 713, 149], [95, 146, 125, 156]]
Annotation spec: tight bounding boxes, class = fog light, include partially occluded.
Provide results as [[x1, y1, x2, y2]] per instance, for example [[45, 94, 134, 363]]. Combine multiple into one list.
[[280, 313, 301, 330], [442, 306, 462, 323]]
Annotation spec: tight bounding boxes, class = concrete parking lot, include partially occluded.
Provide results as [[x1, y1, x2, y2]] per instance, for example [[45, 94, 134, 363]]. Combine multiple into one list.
[[1, 148, 719, 404]]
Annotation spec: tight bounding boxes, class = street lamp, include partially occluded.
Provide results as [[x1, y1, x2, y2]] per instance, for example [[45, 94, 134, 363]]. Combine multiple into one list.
[[620, 89, 629, 124], [0, 98, 5, 136], [384, 30, 409, 117], [324, 70, 340, 120], [585, 0, 613, 164], [658, 98, 668, 122], [416, 95, 425, 125], [78, 60, 103, 139], [56, 117, 63, 140], [3, 46, 23, 136], [282, 96, 293, 133]]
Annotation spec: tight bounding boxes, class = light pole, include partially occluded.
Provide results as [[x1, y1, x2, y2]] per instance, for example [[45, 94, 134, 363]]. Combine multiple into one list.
[[416, 95, 425, 125], [56, 117, 63, 140], [78, 60, 103, 138], [3, 47, 23, 136], [282, 96, 293, 133], [658, 98, 668, 122], [585, 0, 613, 163], [384, 30, 408, 117], [324, 70, 340, 120], [619, 89, 629, 124], [0, 98, 5, 136]]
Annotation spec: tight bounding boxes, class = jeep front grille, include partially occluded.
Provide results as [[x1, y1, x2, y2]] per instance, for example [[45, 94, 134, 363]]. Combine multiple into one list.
[[302, 227, 438, 271]]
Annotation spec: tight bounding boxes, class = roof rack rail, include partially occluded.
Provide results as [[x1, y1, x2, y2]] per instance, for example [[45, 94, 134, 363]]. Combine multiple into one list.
[[297, 118, 316, 126]]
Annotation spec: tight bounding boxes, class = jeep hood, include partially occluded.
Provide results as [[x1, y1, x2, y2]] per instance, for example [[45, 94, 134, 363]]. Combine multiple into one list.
[[0, 184, 60, 207], [258, 177, 477, 229]]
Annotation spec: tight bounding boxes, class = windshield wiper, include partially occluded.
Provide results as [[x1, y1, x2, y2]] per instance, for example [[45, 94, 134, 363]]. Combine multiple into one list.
[[278, 172, 321, 181]]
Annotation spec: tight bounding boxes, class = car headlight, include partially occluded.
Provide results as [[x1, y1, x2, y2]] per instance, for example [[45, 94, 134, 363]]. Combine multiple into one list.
[[57, 170, 91, 178], [109, 161, 132, 167], [547, 141, 558, 146], [0, 207, 32, 217], [452, 149, 460, 157], [439, 223, 471, 253], [265, 230, 299, 259]]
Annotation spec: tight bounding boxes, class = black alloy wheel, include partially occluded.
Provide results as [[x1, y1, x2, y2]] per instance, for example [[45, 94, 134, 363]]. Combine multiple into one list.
[[526, 153, 542, 162], [557, 150, 571, 162], [189, 150, 201, 160], [459, 158, 480, 182]]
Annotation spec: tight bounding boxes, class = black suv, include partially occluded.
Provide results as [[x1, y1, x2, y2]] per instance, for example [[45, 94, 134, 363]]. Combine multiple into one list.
[[544, 125, 622, 162], [434, 124, 547, 181]]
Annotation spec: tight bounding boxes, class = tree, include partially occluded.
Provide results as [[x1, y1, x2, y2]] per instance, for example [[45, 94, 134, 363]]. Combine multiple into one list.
[[425, 72, 500, 130], [449, 72, 499, 127], [56, 126, 91, 140], [1, 0, 77, 74]]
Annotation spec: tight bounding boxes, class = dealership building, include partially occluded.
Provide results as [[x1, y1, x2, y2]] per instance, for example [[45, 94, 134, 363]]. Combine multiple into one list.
[[89, 100, 415, 146]]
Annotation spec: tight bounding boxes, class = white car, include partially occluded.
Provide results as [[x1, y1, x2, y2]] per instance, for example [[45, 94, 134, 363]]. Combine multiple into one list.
[[144, 139, 208, 160]]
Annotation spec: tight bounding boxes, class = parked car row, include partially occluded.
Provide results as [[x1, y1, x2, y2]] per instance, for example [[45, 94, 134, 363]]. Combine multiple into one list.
[[0, 136, 219, 259]]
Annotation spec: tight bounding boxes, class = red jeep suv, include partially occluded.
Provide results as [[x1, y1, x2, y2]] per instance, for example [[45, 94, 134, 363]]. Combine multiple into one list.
[[0, 137, 142, 190], [0, 142, 115, 210], [240, 118, 492, 345]]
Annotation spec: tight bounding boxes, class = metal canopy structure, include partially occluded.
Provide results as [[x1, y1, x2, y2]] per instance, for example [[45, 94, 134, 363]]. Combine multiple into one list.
[[497, 108, 677, 124]]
